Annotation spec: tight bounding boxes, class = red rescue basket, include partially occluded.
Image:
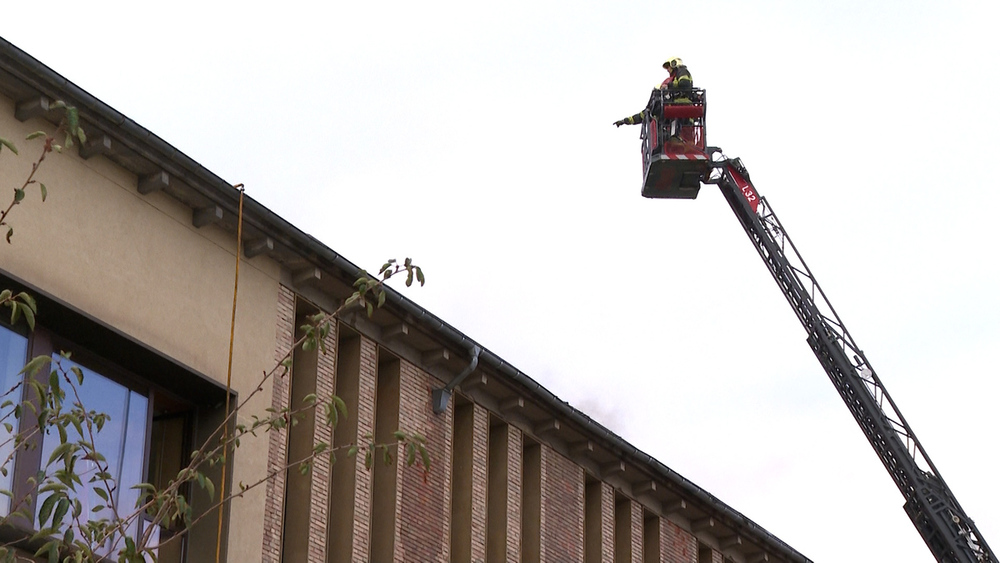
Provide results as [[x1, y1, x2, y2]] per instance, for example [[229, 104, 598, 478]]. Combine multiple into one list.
[[639, 88, 710, 199]]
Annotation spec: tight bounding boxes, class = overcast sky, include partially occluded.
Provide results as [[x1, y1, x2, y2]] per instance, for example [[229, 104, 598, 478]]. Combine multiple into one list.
[[4, 1, 999, 560]]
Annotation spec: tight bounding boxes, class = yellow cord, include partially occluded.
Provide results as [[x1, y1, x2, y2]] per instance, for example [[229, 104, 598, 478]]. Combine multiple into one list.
[[217, 184, 244, 563]]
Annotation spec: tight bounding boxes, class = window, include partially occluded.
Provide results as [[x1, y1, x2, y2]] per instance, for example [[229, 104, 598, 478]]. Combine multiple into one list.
[[0, 272, 230, 561], [35, 354, 149, 551], [0, 325, 28, 516]]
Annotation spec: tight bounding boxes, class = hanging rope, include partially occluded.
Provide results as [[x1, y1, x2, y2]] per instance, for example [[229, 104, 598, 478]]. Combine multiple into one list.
[[217, 184, 244, 563]]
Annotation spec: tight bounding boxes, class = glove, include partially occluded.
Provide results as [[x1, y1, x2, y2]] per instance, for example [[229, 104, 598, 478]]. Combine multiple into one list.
[[613, 120, 625, 127]]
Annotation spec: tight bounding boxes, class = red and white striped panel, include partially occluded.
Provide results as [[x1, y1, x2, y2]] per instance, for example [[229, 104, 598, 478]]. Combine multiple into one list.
[[659, 152, 708, 160]]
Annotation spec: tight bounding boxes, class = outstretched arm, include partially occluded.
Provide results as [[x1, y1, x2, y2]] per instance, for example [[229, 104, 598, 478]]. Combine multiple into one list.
[[613, 111, 645, 127]]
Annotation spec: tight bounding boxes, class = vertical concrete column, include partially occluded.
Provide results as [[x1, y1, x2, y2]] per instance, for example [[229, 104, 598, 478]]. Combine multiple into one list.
[[697, 544, 723, 563], [539, 446, 584, 562], [261, 285, 294, 563], [585, 481, 614, 563], [452, 400, 475, 562], [487, 422, 509, 563], [396, 360, 454, 561], [370, 353, 400, 562], [615, 493, 632, 563], [521, 439, 542, 563], [642, 511, 660, 563], [282, 300, 338, 563]]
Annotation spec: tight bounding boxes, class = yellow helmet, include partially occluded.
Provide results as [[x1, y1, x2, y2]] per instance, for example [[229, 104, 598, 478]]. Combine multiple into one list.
[[663, 57, 683, 70]]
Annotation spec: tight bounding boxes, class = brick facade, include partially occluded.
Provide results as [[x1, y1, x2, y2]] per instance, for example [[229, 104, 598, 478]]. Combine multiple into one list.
[[352, 336, 379, 561], [629, 499, 644, 563], [261, 285, 295, 563], [254, 290, 788, 563], [471, 403, 490, 562], [306, 319, 337, 562], [663, 518, 698, 563], [540, 446, 585, 562], [396, 360, 453, 562]]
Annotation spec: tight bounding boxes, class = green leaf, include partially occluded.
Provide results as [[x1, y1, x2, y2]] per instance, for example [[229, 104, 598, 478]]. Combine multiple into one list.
[[52, 498, 69, 527], [94, 487, 109, 502], [333, 395, 348, 418], [37, 493, 56, 526], [0, 137, 17, 155], [66, 108, 79, 136], [26, 131, 46, 141], [46, 442, 73, 467], [15, 292, 36, 313], [5, 227, 11, 244], [20, 355, 50, 377], [13, 189, 24, 203], [39, 183, 47, 202], [416, 267, 425, 285], [20, 303, 34, 330]]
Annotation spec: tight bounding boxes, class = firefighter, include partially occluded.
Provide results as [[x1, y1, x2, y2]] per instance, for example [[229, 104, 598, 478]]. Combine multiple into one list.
[[662, 57, 692, 94], [613, 57, 693, 127]]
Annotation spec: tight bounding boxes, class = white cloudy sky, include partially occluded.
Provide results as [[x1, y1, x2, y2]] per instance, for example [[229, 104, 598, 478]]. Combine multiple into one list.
[[4, 1, 999, 561]]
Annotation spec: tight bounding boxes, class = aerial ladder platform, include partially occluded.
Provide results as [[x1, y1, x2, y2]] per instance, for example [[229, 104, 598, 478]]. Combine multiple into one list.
[[629, 87, 994, 563]]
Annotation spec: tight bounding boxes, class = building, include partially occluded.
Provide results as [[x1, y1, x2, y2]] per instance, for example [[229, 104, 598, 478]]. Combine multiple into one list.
[[0, 38, 811, 562]]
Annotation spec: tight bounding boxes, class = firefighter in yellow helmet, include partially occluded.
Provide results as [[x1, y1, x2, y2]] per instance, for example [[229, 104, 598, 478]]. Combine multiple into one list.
[[661, 57, 692, 91], [613, 57, 694, 127]]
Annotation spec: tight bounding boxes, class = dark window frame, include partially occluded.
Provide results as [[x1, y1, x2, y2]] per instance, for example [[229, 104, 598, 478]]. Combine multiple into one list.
[[0, 269, 233, 559]]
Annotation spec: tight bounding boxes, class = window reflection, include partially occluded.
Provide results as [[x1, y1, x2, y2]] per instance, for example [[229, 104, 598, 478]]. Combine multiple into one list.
[[0, 326, 28, 516], [37, 355, 148, 552]]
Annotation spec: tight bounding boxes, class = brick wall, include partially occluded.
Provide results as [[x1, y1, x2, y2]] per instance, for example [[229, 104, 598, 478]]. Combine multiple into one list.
[[663, 518, 698, 563], [259, 289, 772, 563], [471, 403, 490, 561], [396, 360, 453, 562], [540, 446, 584, 562], [601, 483, 616, 562], [306, 320, 337, 562], [504, 425, 523, 562], [352, 336, 379, 561], [629, 500, 644, 563], [261, 285, 294, 563]]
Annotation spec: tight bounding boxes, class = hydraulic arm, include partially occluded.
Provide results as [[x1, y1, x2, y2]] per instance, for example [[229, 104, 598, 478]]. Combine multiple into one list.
[[707, 154, 993, 563]]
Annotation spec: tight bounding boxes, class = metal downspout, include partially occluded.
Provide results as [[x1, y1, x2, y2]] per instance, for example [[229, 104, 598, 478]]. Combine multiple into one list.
[[431, 345, 482, 414]]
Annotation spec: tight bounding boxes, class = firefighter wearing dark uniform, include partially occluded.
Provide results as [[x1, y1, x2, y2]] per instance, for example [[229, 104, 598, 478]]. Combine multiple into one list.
[[613, 57, 692, 127]]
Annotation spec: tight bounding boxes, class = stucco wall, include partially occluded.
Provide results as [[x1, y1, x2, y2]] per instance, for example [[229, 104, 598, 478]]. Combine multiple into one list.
[[0, 94, 282, 560]]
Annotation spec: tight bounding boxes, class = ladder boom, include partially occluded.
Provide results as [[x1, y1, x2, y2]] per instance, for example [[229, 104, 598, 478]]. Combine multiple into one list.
[[711, 156, 993, 563]]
